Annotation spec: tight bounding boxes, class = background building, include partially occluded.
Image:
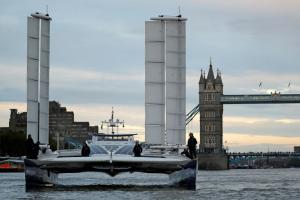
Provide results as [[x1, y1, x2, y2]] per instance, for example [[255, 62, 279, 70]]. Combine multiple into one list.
[[0, 101, 98, 149]]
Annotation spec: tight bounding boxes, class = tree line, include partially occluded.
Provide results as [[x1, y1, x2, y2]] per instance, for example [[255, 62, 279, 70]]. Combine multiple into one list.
[[0, 130, 26, 157], [0, 130, 58, 156]]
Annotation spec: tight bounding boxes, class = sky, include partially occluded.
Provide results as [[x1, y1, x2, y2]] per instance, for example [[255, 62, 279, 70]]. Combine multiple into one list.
[[1, 0, 300, 152]]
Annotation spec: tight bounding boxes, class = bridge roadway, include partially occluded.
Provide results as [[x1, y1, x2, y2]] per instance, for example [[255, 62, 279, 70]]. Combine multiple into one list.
[[186, 94, 300, 124], [221, 94, 300, 104], [228, 152, 300, 159]]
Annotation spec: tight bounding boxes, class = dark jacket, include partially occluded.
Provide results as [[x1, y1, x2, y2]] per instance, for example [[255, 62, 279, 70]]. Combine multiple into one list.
[[81, 144, 90, 157], [25, 137, 34, 159], [32, 142, 40, 159], [133, 144, 143, 157], [188, 137, 197, 149]]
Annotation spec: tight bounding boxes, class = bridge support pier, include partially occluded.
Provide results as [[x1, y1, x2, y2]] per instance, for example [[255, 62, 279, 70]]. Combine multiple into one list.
[[198, 152, 229, 170]]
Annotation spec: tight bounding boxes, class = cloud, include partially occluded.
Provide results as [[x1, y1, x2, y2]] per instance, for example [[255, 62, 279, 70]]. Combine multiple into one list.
[[0, 63, 144, 104], [0, 14, 20, 27], [51, 66, 143, 84], [186, 68, 300, 102], [190, 0, 300, 16], [187, 114, 300, 138], [0, 64, 25, 90], [66, 103, 144, 126], [224, 116, 300, 137], [224, 133, 300, 152], [222, 70, 300, 94], [224, 116, 270, 124], [275, 119, 300, 124], [225, 116, 300, 126]]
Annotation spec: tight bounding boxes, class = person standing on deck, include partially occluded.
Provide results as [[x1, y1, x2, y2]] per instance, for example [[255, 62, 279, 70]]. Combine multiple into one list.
[[25, 134, 34, 159], [81, 142, 91, 157], [32, 141, 40, 159], [187, 132, 197, 159], [133, 141, 143, 157]]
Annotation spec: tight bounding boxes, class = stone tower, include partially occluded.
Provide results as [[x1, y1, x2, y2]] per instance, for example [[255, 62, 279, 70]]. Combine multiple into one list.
[[9, 109, 18, 131], [199, 61, 223, 153]]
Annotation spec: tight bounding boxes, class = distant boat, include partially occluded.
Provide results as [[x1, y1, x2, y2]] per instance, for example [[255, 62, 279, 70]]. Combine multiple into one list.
[[0, 159, 24, 172]]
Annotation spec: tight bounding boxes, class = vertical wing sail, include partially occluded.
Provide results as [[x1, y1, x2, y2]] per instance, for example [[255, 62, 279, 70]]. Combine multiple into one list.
[[145, 21, 166, 145], [39, 19, 50, 144], [27, 14, 51, 144], [27, 17, 40, 142], [145, 17, 187, 146], [165, 21, 186, 145]]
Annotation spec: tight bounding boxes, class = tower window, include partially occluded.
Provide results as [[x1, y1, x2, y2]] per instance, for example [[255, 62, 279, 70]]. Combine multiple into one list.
[[204, 124, 216, 132], [204, 111, 216, 118], [204, 93, 216, 101], [204, 136, 216, 146]]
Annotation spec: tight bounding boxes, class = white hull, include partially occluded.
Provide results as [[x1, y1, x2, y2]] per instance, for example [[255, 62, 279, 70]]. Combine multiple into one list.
[[25, 155, 197, 189]]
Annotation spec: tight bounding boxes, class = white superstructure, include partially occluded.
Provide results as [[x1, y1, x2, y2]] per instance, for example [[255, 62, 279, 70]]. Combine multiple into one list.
[[145, 15, 187, 145], [27, 12, 51, 144]]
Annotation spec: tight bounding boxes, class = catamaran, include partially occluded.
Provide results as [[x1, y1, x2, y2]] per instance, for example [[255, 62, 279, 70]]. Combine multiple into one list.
[[25, 110, 197, 189]]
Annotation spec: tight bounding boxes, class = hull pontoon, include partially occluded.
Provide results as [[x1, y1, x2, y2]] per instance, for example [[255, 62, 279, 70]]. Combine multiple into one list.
[[25, 134, 197, 190], [25, 155, 197, 189]]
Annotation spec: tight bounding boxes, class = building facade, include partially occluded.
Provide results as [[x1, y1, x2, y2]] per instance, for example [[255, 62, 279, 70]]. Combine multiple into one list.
[[199, 62, 224, 153], [1, 101, 98, 148], [9, 109, 27, 133], [295, 146, 300, 153]]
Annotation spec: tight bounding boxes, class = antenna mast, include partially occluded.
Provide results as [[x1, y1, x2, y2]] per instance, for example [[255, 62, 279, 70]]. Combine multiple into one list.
[[178, 0, 181, 17], [101, 107, 125, 134]]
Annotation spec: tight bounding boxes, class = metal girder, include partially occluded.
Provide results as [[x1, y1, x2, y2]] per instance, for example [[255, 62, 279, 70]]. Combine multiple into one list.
[[185, 93, 300, 125], [221, 94, 300, 104], [186, 104, 199, 125]]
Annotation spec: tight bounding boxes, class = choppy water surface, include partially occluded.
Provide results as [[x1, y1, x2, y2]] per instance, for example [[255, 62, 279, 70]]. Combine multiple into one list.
[[1, 168, 300, 199]]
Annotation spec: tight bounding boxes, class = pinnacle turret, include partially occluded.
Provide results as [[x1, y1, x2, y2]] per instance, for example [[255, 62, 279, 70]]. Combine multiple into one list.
[[199, 69, 205, 84], [199, 59, 223, 87], [215, 69, 223, 85], [207, 58, 215, 81]]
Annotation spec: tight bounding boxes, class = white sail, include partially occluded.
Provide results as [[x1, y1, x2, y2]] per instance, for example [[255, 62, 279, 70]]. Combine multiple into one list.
[[165, 21, 186, 145], [145, 21, 165, 145], [27, 17, 40, 142], [39, 19, 50, 144], [145, 17, 187, 145], [27, 13, 51, 144]]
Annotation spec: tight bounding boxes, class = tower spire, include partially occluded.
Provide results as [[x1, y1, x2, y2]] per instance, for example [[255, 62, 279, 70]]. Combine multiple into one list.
[[207, 58, 215, 80]]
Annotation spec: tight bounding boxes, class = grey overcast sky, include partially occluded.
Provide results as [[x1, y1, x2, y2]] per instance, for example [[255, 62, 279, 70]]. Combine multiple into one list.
[[1, 0, 300, 151]]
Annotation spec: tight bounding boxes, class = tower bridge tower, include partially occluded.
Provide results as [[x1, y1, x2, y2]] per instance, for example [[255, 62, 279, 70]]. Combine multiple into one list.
[[199, 61, 223, 153], [198, 61, 228, 170], [194, 61, 300, 170]]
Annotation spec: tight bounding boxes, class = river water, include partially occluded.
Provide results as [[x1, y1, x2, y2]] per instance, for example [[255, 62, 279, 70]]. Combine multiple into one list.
[[1, 168, 300, 199]]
